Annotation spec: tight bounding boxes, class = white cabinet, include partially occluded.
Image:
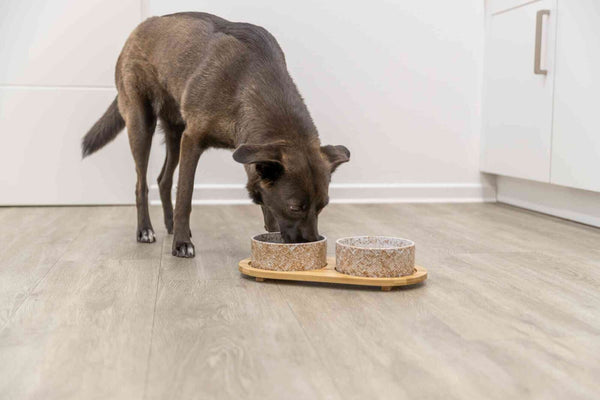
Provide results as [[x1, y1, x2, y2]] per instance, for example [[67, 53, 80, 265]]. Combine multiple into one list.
[[481, 0, 557, 182], [551, 0, 600, 192], [482, 0, 600, 195]]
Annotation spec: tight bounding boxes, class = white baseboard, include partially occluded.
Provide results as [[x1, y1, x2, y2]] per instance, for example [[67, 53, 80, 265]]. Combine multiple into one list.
[[149, 182, 496, 205], [496, 176, 600, 228]]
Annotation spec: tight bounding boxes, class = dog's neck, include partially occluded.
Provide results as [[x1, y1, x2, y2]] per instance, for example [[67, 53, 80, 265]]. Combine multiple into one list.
[[237, 63, 319, 146]]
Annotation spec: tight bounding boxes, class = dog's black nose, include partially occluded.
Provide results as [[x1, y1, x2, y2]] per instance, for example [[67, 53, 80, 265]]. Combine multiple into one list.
[[300, 224, 320, 243], [281, 221, 319, 243], [280, 230, 296, 243]]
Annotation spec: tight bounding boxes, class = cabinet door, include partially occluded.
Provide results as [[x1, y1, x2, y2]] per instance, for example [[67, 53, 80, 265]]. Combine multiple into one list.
[[551, 1, 600, 192], [481, 0, 557, 182]]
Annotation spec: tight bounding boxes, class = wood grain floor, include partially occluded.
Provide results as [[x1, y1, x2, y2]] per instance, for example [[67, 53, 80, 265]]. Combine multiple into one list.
[[0, 203, 599, 399]]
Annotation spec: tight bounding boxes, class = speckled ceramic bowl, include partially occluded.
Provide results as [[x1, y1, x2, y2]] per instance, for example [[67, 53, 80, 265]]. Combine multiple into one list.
[[335, 236, 415, 278], [251, 232, 327, 271]]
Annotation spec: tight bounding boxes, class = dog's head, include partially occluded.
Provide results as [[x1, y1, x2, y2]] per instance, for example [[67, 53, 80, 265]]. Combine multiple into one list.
[[233, 141, 350, 243]]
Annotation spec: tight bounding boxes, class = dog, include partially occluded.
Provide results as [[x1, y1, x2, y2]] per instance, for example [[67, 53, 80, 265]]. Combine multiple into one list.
[[82, 12, 350, 258]]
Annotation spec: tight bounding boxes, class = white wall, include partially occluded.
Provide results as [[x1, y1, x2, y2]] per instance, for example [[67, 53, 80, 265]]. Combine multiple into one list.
[[0, 0, 493, 205], [0, 0, 158, 205]]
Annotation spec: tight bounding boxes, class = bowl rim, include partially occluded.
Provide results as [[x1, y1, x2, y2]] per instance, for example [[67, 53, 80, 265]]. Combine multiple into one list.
[[251, 232, 327, 246], [335, 236, 415, 251]]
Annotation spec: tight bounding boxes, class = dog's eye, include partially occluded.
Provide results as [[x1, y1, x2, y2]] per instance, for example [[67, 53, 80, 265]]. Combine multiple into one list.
[[289, 204, 304, 213]]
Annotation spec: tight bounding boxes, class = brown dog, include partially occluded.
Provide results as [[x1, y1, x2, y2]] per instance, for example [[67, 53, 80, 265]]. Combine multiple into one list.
[[82, 12, 350, 257]]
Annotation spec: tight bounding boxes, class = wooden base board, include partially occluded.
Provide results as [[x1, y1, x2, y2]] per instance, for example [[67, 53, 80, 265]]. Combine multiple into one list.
[[238, 257, 427, 291]]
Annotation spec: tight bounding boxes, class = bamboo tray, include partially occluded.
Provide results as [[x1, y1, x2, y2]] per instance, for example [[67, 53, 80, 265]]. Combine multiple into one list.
[[239, 257, 427, 291]]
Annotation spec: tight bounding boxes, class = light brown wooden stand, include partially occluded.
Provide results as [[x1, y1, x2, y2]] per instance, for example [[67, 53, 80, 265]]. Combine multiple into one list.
[[239, 257, 427, 291]]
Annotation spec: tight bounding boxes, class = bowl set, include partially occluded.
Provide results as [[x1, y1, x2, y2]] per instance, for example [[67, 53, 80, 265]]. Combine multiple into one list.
[[240, 233, 427, 290]]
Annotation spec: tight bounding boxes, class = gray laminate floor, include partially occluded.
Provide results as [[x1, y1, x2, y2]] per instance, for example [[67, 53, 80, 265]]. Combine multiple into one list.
[[0, 203, 599, 400]]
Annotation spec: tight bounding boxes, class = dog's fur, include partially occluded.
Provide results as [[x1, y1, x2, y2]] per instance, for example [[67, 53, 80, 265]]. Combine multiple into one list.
[[82, 12, 350, 257]]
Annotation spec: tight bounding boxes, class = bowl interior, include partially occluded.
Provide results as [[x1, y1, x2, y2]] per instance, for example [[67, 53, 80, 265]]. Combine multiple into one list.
[[336, 236, 413, 250], [252, 232, 326, 245]]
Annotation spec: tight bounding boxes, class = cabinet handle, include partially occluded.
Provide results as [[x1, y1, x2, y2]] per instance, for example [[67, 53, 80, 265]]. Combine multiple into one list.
[[534, 9, 550, 75]]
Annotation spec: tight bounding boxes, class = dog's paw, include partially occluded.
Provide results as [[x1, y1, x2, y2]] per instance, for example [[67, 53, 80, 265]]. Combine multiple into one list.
[[172, 240, 195, 258], [137, 228, 156, 243]]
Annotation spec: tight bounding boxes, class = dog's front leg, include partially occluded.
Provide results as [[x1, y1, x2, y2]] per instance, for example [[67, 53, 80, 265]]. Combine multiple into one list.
[[172, 131, 204, 257]]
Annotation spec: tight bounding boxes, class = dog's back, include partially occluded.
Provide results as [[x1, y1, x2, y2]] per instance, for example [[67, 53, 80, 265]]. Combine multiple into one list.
[[117, 13, 288, 105]]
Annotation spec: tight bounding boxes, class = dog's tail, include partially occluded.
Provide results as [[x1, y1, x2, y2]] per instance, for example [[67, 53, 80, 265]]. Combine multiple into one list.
[[81, 96, 125, 158]]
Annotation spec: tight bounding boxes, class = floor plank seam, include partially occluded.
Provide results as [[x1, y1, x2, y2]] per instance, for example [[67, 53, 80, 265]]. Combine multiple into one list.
[[142, 237, 165, 400], [276, 283, 344, 399], [0, 222, 88, 334]]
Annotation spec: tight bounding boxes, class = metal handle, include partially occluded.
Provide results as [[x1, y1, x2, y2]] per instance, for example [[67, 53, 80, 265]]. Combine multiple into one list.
[[534, 9, 550, 75]]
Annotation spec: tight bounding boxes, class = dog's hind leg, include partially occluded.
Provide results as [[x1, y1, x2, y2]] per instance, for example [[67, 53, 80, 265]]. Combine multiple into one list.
[[122, 96, 157, 243], [157, 120, 183, 234]]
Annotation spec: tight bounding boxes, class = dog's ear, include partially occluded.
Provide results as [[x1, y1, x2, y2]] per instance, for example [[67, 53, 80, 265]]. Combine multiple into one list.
[[233, 143, 284, 181], [321, 145, 350, 173]]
